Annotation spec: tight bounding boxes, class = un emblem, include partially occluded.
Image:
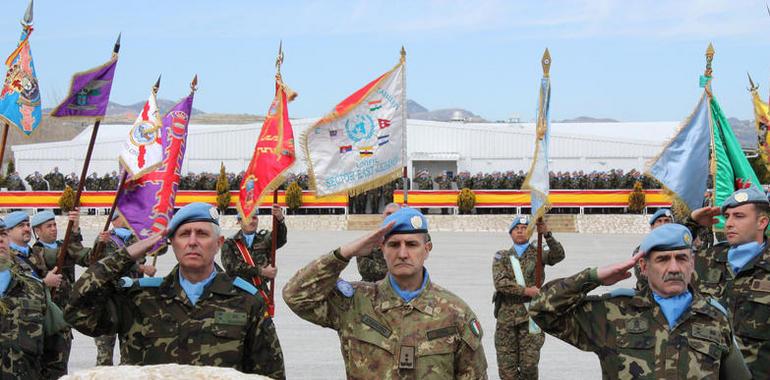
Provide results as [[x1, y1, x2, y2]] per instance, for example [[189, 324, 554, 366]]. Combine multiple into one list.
[[129, 121, 158, 146], [344, 114, 375, 143]]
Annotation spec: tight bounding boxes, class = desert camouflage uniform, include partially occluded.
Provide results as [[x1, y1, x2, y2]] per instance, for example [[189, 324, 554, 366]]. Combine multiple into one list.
[[1, 267, 69, 379], [492, 233, 565, 380], [530, 268, 751, 380], [356, 247, 388, 282], [283, 250, 487, 379], [695, 241, 770, 378], [221, 223, 287, 294], [64, 248, 285, 379]]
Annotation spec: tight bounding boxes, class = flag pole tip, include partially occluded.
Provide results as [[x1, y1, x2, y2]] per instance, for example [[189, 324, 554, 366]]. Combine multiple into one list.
[[113, 33, 121, 54], [191, 74, 198, 91], [748, 72, 757, 91], [400, 46, 406, 61], [541, 48, 551, 76], [23, 0, 33, 25], [705, 43, 715, 58], [153, 75, 161, 92]]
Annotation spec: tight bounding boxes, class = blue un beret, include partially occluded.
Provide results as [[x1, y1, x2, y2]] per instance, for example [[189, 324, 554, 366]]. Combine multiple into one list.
[[5, 211, 29, 229], [649, 208, 674, 225], [721, 186, 769, 213], [382, 207, 428, 237], [639, 223, 692, 255], [31, 211, 56, 228], [167, 202, 220, 238], [508, 215, 529, 234], [0, 218, 5, 229]]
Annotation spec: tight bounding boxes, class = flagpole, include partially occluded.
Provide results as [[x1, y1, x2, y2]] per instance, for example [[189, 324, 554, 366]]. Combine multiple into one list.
[[269, 189, 278, 316], [534, 48, 551, 288], [0, 123, 8, 174], [400, 46, 409, 206], [90, 170, 128, 265], [705, 43, 717, 206]]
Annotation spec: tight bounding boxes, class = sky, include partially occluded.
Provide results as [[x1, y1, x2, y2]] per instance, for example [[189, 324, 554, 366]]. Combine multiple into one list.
[[0, 0, 769, 122]]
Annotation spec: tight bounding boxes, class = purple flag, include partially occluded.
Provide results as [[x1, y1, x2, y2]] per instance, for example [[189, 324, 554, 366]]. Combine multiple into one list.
[[116, 88, 195, 253], [50, 58, 117, 118]]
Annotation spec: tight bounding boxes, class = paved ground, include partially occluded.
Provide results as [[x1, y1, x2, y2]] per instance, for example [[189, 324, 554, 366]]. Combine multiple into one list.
[[67, 228, 646, 379]]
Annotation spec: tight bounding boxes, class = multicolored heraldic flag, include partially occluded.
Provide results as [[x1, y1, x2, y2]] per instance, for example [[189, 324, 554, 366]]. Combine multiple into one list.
[[302, 55, 405, 196], [749, 77, 770, 171], [0, 24, 41, 136], [119, 85, 163, 178], [522, 49, 552, 235], [117, 82, 196, 254], [49, 57, 117, 118], [237, 76, 296, 219]]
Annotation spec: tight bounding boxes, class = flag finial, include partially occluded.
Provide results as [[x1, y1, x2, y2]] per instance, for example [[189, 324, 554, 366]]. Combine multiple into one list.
[[191, 74, 198, 92], [704, 43, 715, 77], [23, 0, 33, 25], [153, 75, 161, 93], [400, 46, 406, 63], [748, 72, 758, 91], [276, 41, 284, 75], [113, 33, 121, 55], [541, 48, 551, 77]]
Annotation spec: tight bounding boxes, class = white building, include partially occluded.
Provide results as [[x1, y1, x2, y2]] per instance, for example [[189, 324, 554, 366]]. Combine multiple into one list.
[[12, 119, 681, 179]]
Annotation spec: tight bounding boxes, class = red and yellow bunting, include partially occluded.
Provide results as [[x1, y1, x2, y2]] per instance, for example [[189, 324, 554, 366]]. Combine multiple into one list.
[[392, 190, 672, 207]]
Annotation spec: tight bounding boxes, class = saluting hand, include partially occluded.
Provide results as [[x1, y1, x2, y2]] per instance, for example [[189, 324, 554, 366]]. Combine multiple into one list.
[[339, 221, 396, 260], [126, 232, 165, 261], [597, 251, 644, 286], [691, 206, 721, 227]]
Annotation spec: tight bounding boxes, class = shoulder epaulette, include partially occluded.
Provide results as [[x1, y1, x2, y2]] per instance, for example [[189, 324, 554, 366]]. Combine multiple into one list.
[[707, 298, 728, 317], [336, 279, 355, 298], [233, 277, 258, 295], [137, 277, 163, 287], [607, 288, 636, 298]]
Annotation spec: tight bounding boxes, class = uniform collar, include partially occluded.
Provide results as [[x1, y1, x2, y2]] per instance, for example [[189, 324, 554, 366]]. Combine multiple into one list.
[[377, 271, 436, 316], [159, 265, 239, 305], [715, 241, 770, 273]]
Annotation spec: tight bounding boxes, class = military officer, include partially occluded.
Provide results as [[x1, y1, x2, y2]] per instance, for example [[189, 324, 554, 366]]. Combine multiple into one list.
[[688, 186, 770, 378], [283, 207, 487, 379], [356, 202, 400, 282], [633, 208, 675, 291], [64, 202, 285, 379], [5, 211, 61, 290], [493, 215, 565, 380], [530, 223, 751, 379]]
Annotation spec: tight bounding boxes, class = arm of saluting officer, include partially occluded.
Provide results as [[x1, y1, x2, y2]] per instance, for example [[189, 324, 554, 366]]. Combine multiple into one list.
[[492, 251, 526, 296], [543, 233, 565, 266], [243, 301, 286, 379]]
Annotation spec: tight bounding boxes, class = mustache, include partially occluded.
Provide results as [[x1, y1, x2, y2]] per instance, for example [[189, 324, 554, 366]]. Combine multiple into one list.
[[663, 273, 685, 282]]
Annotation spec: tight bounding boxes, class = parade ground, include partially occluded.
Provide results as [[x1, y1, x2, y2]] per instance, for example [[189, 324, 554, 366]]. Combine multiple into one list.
[[65, 228, 644, 379]]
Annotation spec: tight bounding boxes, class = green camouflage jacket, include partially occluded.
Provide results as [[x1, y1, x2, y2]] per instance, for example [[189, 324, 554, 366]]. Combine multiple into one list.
[[0, 268, 69, 379], [695, 241, 770, 378], [493, 234, 565, 325], [356, 246, 388, 282], [33, 232, 91, 308], [90, 230, 149, 278], [221, 223, 287, 292], [64, 249, 285, 379], [530, 268, 751, 380], [283, 250, 488, 379]]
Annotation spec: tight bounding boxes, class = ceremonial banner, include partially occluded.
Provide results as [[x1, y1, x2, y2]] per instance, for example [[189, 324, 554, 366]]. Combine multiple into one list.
[[522, 50, 552, 235], [0, 24, 41, 135], [237, 77, 296, 219], [119, 87, 163, 178], [750, 83, 770, 171], [303, 56, 405, 196], [646, 94, 712, 211], [50, 57, 118, 118], [117, 87, 195, 253]]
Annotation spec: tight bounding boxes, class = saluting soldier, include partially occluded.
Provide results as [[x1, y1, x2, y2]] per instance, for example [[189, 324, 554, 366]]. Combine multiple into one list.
[[633, 208, 675, 291], [687, 186, 770, 378], [220, 204, 287, 297], [530, 223, 751, 379], [283, 207, 487, 379], [356, 202, 400, 282], [64, 202, 285, 378], [493, 216, 565, 380]]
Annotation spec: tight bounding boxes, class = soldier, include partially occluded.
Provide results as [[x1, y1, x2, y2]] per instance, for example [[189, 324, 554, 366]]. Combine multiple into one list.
[[283, 207, 487, 379], [633, 208, 674, 291], [530, 223, 751, 379], [356, 202, 400, 282], [92, 214, 157, 366], [688, 186, 770, 378], [64, 202, 285, 378], [5, 211, 61, 288], [221, 204, 286, 299], [0, 218, 69, 379], [493, 215, 565, 380], [44, 167, 65, 191]]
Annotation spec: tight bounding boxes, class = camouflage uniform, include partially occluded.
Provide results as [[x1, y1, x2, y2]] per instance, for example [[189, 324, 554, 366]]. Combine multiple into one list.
[[220, 222, 287, 294], [356, 247, 388, 282], [530, 268, 751, 380], [492, 233, 565, 380], [695, 242, 770, 378], [64, 248, 285, 379], [283, 250, 487, 379], [1, 267, 69, 379]]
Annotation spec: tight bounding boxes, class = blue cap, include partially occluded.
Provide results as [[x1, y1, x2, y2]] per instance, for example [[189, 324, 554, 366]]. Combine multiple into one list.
[[649, 208, 674, 225], [31, 211, 56, 228], [167, 202, 220, 238], [382, 207, 428, 237], [0, 218, 5, 229], [508, 215, 529, 234], [721, 186, 769, 213], [5, 211, 29, 229], [639, 223, 692, 254]]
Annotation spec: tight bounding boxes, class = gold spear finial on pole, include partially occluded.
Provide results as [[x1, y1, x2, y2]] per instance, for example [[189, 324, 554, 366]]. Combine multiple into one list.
[[400, 46, 406, 63], [542, 48, 551, 77], [276, 41, 284, 76], [748, 72, 758, 92], [191, 74, 198, 92], [705, 43, 715, 77]]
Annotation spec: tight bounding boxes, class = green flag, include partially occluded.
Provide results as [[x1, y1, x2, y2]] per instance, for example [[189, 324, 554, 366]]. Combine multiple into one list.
[[711, 96, 762, 229]]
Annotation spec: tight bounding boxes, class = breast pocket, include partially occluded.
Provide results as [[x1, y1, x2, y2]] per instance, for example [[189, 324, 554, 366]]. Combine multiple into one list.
[[615, 334, 656, 380], [734, 292, 770, 341], [417, 336, 456, 380], [686, 337, 724, 380], [141, 317, 178, 363], [343, 329, 394, 378]]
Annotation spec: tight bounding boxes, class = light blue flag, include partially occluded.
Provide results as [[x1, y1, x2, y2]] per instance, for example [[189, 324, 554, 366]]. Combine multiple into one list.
[[522, 54, 551, 234], [646, 93, 711, 211], [0, 24, 42, 136]]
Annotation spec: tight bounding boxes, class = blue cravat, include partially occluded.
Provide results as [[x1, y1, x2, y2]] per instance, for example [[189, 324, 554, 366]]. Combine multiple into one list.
[[114, 227, 132, 242], [728, 241, 765, 274], [39, 241, 58, 249], [0, 270, 11, 297], [243, 232, 256, 247], [179, 269, 218, 306], [513, 242, 530, 257], [653, 291, 692, 329], [389, 269, 429, 303], [10, 242, 29, 256]]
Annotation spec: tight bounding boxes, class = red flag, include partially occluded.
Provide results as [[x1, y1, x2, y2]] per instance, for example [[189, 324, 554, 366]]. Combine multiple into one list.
[[237, 77, 296, 219]]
